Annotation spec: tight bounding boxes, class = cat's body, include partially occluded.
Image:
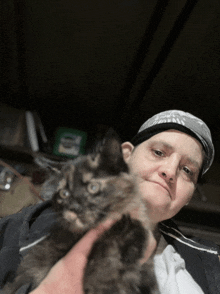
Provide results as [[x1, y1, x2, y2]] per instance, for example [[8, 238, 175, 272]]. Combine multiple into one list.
[[4, 131, 159, 294]]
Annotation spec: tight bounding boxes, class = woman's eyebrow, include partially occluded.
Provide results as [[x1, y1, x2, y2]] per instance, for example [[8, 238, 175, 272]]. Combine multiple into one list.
[[149, 140, 174, 151]]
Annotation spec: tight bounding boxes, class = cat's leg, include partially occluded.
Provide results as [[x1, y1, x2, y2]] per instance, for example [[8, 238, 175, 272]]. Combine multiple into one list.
[[83, 215, 159, 294]]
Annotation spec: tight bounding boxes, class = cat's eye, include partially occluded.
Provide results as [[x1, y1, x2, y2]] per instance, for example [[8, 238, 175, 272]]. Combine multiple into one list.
[[87, 182, 100, 195], [59, 189, 71, 199]]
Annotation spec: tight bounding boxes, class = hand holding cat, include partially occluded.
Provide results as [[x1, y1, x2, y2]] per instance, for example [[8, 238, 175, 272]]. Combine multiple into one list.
[[30, 218, 116, 294]]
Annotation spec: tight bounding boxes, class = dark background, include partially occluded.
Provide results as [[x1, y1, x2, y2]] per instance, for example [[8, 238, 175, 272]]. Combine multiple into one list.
[[1, 0, 220, 166], [1, 0, 220, 241]]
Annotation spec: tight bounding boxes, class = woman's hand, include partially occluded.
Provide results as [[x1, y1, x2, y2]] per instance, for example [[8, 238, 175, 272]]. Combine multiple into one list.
[[30, 219, 116, 294]]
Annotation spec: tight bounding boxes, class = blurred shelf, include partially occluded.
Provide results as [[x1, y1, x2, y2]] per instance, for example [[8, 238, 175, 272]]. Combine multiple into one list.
[[187, 199, 220, 213]]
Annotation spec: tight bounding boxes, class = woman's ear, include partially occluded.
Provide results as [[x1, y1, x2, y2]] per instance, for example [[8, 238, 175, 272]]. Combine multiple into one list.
[[121, 142, 134, 163]]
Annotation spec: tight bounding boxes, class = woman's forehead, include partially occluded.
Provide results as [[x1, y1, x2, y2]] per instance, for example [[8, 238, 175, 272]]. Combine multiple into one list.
[[146, 129, 202, 145]]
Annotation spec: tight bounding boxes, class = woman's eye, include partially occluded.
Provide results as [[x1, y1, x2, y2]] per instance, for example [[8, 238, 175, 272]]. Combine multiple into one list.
[[154, 150, 164, 157], [59, 189, 71, 199], [183, 166, 192, 175], [87, 182, 100, 195]]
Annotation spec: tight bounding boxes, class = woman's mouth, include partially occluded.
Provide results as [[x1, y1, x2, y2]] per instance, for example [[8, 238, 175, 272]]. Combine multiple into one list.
[[150, 181, 171, 198]]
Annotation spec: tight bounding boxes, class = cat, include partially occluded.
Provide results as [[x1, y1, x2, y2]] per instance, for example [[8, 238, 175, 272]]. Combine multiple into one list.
[[3, 130, 159, 294]]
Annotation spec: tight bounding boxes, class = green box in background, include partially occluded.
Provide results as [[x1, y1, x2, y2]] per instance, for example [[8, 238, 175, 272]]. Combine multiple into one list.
[[53, 127, 87, 158]]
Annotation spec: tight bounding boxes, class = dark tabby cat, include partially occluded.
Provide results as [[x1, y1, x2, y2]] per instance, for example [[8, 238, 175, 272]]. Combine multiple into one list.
[[4, 130, 159, 294]]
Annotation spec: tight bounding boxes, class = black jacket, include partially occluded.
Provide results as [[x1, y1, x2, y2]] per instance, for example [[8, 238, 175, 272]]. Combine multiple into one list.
[[159, 220, 220, 294], [0, 201, 220, 293]]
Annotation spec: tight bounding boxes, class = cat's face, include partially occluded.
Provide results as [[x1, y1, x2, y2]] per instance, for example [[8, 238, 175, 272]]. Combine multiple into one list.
[[51, 132, 138, 232]]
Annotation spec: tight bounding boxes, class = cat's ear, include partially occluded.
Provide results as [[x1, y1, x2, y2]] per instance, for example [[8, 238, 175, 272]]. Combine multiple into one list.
[[97, 128, 129, 174]]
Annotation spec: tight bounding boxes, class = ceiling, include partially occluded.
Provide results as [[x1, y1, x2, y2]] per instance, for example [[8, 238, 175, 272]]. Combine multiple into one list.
[[1, 0, 220, 167]]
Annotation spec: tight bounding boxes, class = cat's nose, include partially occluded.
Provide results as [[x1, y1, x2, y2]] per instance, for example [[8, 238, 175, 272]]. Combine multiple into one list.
[[72, 202, 83, 213]]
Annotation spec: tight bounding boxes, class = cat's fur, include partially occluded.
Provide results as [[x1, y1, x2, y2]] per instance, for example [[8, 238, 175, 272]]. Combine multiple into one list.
[[4, 130, 159, 294]]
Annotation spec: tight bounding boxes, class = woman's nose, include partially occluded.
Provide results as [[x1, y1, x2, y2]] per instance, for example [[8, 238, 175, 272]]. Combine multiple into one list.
[[159, 155, 179, 183]]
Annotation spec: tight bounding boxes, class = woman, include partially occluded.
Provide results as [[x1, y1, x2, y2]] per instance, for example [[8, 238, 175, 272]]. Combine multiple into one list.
[[1, 110, 219, 294], [120, 110, 219, 294]]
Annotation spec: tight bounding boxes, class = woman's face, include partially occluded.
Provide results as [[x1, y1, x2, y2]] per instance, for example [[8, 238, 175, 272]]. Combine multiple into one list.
[[122, 130, 203, 224]]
